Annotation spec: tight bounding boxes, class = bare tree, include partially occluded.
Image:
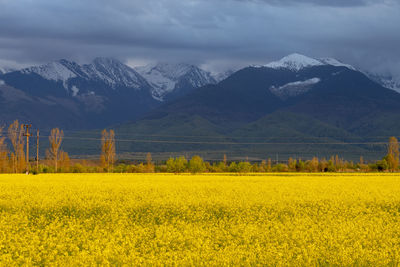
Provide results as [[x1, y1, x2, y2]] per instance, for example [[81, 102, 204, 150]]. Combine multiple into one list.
[[46, 128, 64, 172], [8, 120, 25, 173], [387, 136, 399, 172], [0, 127, 9, 173], [101, 129, 116, 172], [58, 150, 70, 172], [146, 152, 154, 173]]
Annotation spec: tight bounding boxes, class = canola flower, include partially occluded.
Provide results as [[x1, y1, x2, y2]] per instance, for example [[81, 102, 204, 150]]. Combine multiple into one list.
[[0, 173, 400, 265]]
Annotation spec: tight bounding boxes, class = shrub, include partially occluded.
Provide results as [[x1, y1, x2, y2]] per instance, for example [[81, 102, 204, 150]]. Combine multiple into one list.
[[72, 164, 85, 173]]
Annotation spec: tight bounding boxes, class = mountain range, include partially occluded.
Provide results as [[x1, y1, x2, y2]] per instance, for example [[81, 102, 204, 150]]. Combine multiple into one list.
[[0, 58, 216, 128], [1, 53, 400, 159], [115, 54, 400, 159]]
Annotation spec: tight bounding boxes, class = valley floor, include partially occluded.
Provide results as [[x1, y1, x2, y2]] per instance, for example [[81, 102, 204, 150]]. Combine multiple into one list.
[[0, 173, 399, 265]]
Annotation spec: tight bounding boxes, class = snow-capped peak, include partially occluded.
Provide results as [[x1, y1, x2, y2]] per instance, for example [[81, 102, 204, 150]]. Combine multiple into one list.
[[263, 53, 356, 72], [21, 60, 78, 84], [5, 57, 218, 101], [17, 57, 149, 93], [135, 62, 216, 101], [264, 53, 324, 71], [81, 57, 148, 89]]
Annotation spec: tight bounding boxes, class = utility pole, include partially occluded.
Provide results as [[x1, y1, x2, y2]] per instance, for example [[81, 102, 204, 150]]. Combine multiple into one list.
[[36, 130, 39, 172], [23, 124, 31, 174]]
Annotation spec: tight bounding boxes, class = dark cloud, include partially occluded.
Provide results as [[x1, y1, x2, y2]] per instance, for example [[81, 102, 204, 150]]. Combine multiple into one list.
[[0, 0, 399, 75]]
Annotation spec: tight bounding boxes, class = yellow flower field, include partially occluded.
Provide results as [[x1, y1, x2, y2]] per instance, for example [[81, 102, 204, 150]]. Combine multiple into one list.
[[1, 173, 400, 265]]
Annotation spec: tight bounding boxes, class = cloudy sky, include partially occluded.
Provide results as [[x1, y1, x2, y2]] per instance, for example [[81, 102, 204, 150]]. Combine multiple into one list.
[[0, 0, 399, 74]]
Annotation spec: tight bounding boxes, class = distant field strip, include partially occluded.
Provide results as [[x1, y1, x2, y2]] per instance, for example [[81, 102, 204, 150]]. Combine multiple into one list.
[[1, 173, 400, 265]]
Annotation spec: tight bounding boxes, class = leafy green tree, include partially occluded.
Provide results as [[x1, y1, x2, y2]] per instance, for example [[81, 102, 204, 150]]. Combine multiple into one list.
[[166, 158, 174, 173], [228, 162, 238, 172], [211, 162, 226, 172], [296, 159, 305, 172], [188, 155, 206, 174], [376, 159, 389, 172], [251, 162, 260, 172], [166, 156, 187, 174], [237, 161, 252, 174], [273, 163, 289, 172]]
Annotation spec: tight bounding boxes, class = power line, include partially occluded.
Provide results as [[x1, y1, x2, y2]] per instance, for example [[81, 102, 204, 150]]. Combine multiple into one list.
[[44, 135, 391, 146], [5, 129, 399, 142], [24, 133, 389, 145], [58, 129, 400, 140]]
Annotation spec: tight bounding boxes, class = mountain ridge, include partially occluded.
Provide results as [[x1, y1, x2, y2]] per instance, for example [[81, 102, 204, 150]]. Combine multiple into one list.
[[259, 53, 356, 71], [111, 56, 400, 159], [1, 53, 400, 159], [0, 58, 217, 129], [135, 62, 216, 101]]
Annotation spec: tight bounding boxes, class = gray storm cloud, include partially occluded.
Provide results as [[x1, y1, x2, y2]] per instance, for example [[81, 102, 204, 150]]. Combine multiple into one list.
[[0, 0, 399, 74]]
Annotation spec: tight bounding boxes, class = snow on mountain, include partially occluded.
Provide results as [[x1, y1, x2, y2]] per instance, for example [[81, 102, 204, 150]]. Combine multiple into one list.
[[71, 85, 80, 96], [17, 58, 150, 95], [262, 53, 356, 72], [367, 73, 400, 93], [212, 69, 236, 82], [0, 67, 15, 74], [10, 58, 219, 101], [14, 58, 217, 101], [264, 53, 324, 71], [319, 58, 356, 70], [21, 60, 77, 88], [135, 63, 216, 101], [135, 63, 177, 99], [262, 54, 359, 99], [269, 77, 321, 100], [259, 53, 400, 97], [81, 57, 148, 89]]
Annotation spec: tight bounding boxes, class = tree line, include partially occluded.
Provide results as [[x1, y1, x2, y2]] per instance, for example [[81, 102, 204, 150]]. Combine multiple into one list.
[[1, 120, 400, 174], [0, 120, 115, 173]]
